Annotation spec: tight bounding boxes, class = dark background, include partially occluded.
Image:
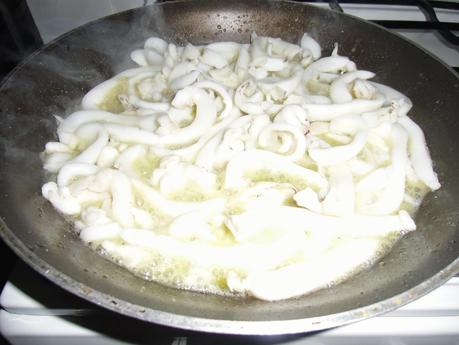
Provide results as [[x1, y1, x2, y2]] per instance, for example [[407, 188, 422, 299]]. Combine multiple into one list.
[[1, 1, 43, 343], [1, 0, 43, 279]]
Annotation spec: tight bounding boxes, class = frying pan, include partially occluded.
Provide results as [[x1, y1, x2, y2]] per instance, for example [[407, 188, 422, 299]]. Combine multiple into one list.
[[0, 0, 458, 335]]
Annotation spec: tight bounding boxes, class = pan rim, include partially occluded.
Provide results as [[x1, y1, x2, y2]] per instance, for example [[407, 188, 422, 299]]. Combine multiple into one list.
[[2, 216, 459, 334]]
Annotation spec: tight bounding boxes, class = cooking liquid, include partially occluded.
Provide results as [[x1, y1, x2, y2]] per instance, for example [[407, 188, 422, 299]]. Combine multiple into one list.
[[92, 160, 430, 298], [41, 35, 439, 301]]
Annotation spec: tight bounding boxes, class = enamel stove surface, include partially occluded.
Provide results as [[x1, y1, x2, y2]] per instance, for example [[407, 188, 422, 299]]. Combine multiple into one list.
[[1, 261, 459, 345]]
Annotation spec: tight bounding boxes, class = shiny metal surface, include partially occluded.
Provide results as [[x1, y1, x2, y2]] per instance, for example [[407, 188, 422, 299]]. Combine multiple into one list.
[[0, 0, 458, 335]]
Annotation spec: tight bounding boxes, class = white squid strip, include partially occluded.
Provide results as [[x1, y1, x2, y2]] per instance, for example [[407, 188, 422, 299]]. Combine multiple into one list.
[[106, 87, 217, 147], [356, 167, 387, 195], [309, 122, 330, 136], [80, 206, 111, 226], [359, 124, 408, 215], [165, 43, 179, 62], [295, 188, 322, 214], [233, 238, 380, 301], [257, 123, 307, 161], [144, 37, 168, 54], [230, 183, 296, 213], [58, 110, 140, 134], [114, 144, 147, 177], [224, 149, 328, 193], [353, 79, 377, 100], [268, 37, 301, 60], [57, 163, 99, 187], [258, 70, 302, 97], [227, 206, 415, 239], [206, 42, 241, 61], [251, 56, 286, 72], [87, 169, 115, 193], [208, 67, 240, 88], [147, 49, 166, 65], [132, 48, 165, 66], [120, 227, 303, 271], [152, 110, 240, 160], [126, 70, 158, 94], [131, 207, 156, 229], [111, 171, 134, 227], [329, 115, 367, 136], [303, 94, 332, 105], [201, 49, 228, 69], [194, 80, 233, 119], [168, 212, 215, 241], [169, 62, 199, 89], [244, 114, 271, 150], [43, 152, 74, 173], [318, 72, 339, 83], [329, 70, 375, 104], [166, 86, 217, 143], [120, 66, 162, 78], [130, 49, 149, 66], [67, 176, 95, 195], [170, 70, 200, 90], [166, 107, 193, 128], [321, 165, 355, 216], [104, 124, 159, 145], [303, 56, 351, 82], [398, 116, 440, 190], [42, 182, 81, 215], [234, 80, 265, 114], [370, 82, 413, 117], [81, 67, 160, 110], [131, 180, 225, 218], [124, 71, 169, 110], [248, 66, 268, 80], [45, 142, 71, 153], [101, 242, 151, 269], [314, 53, 339, 71], [169, 62, 196, 81], [308, 130, 368, 166], [194, 131, 224, 170], [127, 95, 170, 111], [75, 190, 108, 205], [97, 146, 119, 168], [274, 105, 309, 133], [249, 34, 268, 59], [370, 82, 411, 104], [80, 222, 121, 243], [72, 124, 108, 165], [303, 94, 385, 121], [155, 162, 217, 197], [300, 33, 321, 60], [235, 46, 250, 71]]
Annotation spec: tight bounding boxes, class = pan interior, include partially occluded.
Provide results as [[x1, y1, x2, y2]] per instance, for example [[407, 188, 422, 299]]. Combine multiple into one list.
[[0, 0, 458, 332]]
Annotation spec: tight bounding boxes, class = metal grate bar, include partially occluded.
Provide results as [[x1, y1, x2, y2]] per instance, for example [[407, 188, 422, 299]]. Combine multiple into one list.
[[315, 0, 459, 46], [372, 20, 459, 30], [307, 0, 459, 10]]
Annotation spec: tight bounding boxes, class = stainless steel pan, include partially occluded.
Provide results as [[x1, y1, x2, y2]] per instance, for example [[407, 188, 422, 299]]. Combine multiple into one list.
[[1, 0, 458, 334]]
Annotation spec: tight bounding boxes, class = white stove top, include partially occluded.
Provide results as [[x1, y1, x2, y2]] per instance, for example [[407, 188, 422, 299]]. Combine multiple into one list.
[[2, 2, 459, 344], [1, 261, 459, 345]]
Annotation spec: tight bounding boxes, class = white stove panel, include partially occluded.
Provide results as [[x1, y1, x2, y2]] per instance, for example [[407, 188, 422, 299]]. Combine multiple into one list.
[[1, 262, 459, 345]]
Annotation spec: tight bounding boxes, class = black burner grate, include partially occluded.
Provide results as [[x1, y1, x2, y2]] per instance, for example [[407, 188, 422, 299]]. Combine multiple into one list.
[[303, 0, 459, 46]]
